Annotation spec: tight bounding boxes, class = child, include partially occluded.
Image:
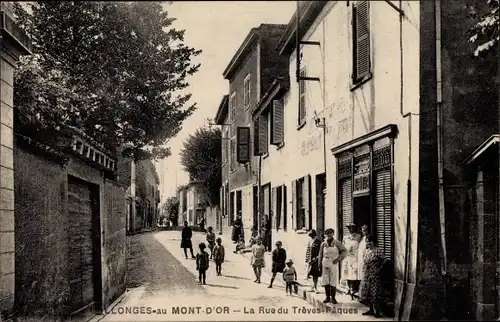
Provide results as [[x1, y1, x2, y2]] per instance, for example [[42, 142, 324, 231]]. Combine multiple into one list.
[[196, 242, 210, 285], [283, 259, 297, 296], [213, 237, 225, 276], [234, 235, 245, 254], [268, 241, 287, 288], [206, 226, 216, 259], [251, 237, 265, 283]]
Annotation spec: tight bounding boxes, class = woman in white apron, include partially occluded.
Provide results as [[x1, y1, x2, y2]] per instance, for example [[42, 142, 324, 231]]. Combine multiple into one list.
[[357, 225, 369, 294], [319, 228, 347, 304], [342, 223, 362, 299]]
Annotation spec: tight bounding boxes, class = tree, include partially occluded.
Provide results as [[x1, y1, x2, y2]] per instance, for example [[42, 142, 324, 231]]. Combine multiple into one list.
[[13, 2, 201, 160], [163, 196, 180, 225], [468, 0, 499, 57], [180, 127, 222, 206]]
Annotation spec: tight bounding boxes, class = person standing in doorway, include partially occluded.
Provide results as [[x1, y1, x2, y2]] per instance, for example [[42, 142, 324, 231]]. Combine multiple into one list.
[[306, 229, 322, 294], [181, 221, 195, 259], [342, 223, 362, 299], [319, 228, 347, 304], [358, 224, 369, 294]]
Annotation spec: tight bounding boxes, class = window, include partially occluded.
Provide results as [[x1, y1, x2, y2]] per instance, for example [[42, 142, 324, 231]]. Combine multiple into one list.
[[292, 176, 311, 230], [352, 1, 371, 83], [244, 74, 251, 109], [254, 113, 269, 156], [296, 178, 305, 229], [230, 138, 235, 171], [236, 126, 250, 163], [298, 68, 306, 125], [271, 98, 284, 145]]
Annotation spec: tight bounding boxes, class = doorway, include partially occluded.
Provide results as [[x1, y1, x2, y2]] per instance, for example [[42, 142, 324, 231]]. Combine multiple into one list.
[[315, 173, 326, 237], [353, 195, 371, 234]]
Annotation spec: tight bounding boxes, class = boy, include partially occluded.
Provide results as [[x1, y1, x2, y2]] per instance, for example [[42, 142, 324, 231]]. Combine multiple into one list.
[[206, 226, 216, 259], [196, 242, 210, 285], [283, 259, 297, 296], [213, 237, 225, 276], [268, 241, 287, 288]]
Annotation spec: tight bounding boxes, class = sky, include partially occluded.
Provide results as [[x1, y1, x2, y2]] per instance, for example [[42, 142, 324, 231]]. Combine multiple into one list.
[[156, 1, 296, 202]]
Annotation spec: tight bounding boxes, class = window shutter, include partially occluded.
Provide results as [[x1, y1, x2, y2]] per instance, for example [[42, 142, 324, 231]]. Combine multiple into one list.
[[271, 99, 284, 145], [291, 180, 297, 230], [375, 169, 392, 260], [230, 139, 235, 170], [299, 68, 306, 123], [283, 184, 288, 231], [272, 187, 277, 229], [236, 127, 250, 163], [258, 114, 268, 154], [253, 121, 260, 156], [303, 175, 312, 230], [340, 179, 353, 240], [355, 1, 370, 80]]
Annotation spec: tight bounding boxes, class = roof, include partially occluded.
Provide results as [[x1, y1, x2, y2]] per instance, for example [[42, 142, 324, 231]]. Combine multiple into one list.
[[214, 95, 229, 125], [464, 134, 500, 165], [276, 1, 328, 56], [252, 77, 290, 119], [223, 24, 287, 80]]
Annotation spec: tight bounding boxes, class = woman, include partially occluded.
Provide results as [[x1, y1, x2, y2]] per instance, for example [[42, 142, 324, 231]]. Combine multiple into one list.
[[305, 229, 322, 293], [251, 236, 266, 283], [231, 215, 243, 243], [180, 221, 195, 259], [357, 224, 369, 292], [319, 228, 347, 304], [342, 223, 362, 299], [359, 234, 387, 318]]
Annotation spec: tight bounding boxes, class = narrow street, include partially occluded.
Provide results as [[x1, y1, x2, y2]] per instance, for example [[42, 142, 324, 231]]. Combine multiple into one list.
[[95, 231, 369, 321]]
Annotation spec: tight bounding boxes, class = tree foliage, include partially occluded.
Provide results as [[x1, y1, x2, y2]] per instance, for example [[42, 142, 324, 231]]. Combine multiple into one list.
[[13, 1, 201, 159], [180, 127, 222, 206], [468, 0, 499, 57], [164, 196, 180, 219]]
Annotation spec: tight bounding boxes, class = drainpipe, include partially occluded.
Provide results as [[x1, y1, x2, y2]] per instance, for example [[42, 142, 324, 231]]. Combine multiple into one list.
[[296, 0, 300, 84], [435, 0, 449, 318], [258, 154, 263, 233]]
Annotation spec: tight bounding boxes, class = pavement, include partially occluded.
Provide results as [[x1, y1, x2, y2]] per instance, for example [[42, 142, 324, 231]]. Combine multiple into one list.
[[91, 230, 392, 322]]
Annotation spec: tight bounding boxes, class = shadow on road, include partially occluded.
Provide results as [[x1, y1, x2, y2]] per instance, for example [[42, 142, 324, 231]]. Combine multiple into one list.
[[203, 284, 240, 289], [222, 275, 252, 281]]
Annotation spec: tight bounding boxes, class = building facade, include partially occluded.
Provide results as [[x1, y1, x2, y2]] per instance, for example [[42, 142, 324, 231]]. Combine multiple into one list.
[[252, 1, 498, 320], [215, 24, 290, 240], [178, 181, 205, 226]]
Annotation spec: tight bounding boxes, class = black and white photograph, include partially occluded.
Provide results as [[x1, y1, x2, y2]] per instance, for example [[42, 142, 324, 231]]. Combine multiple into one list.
[[0, 0, 498, 321]]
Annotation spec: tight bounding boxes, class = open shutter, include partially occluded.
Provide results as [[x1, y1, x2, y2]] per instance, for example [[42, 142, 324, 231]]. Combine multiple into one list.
[[258, 114, 268, 154], [271, 99, 284, 145], [253, 121, 260, 156], [283, 184, 288, 231], [236, 127, 250, 163], [291, 180, 297, 230], [299, 68, 306, 124], [303, 175, 312, 230], [272, 187, 277, 229], [375, 169, 392, 260], [355, 1, 370, 80], [340, 179, 353, 240]]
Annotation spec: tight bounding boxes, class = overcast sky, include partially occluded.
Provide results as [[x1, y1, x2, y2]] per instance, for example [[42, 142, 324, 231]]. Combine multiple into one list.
[[156, 1, 296, 201]]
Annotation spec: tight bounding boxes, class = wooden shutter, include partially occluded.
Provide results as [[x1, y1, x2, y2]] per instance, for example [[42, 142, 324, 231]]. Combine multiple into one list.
[[236, 127, 250, 163], [283, 184, 288, 231], [258, 114, 268, 154], [299, 68, 306, 123], [374, 169, 392, 260], [253, 121, 260, 156], [303, 175, 312, 230], [291, 180, 297, 230], [230, 139, 235, 170], [340, 179, 353, 240], [272, 187, 277, 229], [354, 1, 370, 81], [271, 99, 284, 145]]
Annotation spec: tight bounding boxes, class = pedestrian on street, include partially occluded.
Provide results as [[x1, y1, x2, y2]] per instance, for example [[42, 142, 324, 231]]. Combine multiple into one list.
[[342, 223, 362, 299], [268, 241, 287, 288], [283, 259, 297, 296], [199, 217, 205, 232], [206, 226, 216, 259], [319, 228, 347, 304], [214, 237, 225, 276], [251, 236, 265, 283], [181, 221, 196, 259], [306, 229, 322, 294], [196, 242, 210, 285]]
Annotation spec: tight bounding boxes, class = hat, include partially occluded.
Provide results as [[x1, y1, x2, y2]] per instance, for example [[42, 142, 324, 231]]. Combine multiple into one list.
[[286, 259, 293, 264], [346, 223, 356, 228], [308, 229, 317, 237], [325, 228, 335, 235]]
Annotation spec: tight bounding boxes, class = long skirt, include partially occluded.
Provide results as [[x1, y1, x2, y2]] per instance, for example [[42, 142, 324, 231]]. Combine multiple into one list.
[[180, 239, 192, 249]]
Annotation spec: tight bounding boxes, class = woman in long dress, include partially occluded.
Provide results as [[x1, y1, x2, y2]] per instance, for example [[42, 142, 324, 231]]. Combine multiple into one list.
[[360, 234, 387, 318], [357, 224, 369, 293], [251, 236, 266, 283], [342, 223, 362, 299]]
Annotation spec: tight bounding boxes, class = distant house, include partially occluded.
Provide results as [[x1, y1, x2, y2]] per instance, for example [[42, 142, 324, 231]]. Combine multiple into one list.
[[178, 181, 205, 226]]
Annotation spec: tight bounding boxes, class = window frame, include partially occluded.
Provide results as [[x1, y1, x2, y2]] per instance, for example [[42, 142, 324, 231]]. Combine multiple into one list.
[[243, 73, 251, 110]]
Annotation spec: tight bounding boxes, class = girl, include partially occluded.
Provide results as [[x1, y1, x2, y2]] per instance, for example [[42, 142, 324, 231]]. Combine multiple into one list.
[[196, 242, 210, 285], [251, 236, 265, 283], [268, 241, 287, 288], [206, 226, 216, 259], [283, 259, 297, 296], [213, 237, 225, 276]]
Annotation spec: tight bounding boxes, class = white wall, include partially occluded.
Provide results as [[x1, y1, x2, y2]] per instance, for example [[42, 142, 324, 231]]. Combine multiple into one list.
[[259, 1, 421, 275]]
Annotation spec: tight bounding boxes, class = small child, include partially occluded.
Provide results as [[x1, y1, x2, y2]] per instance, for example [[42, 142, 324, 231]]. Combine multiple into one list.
[[234, 235, 245, 254], [213, 237, 225, 276], [283, 259, 297, 296], [206, 226, 216, 259], [196, 242, 210, 285]]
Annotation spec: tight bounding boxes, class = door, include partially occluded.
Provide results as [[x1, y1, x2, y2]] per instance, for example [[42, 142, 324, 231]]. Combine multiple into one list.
[[353, 195, 371, 233], [68, 176, 100, 317], [315, 173, 326, 236]]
